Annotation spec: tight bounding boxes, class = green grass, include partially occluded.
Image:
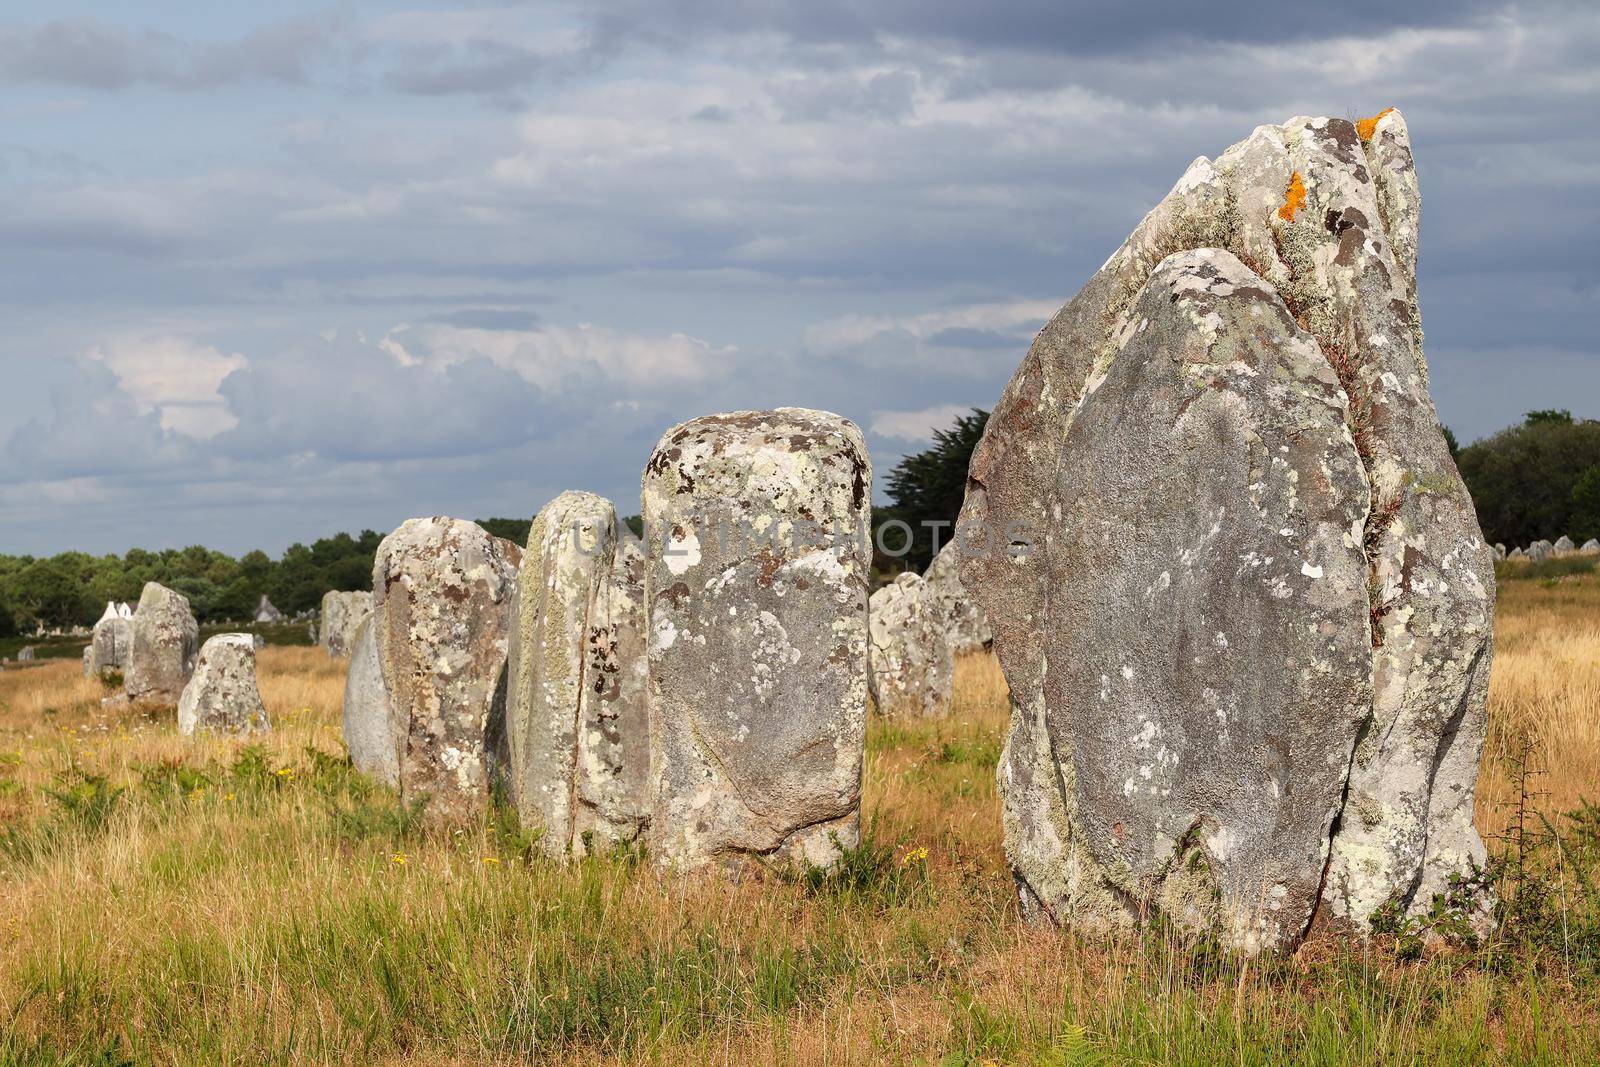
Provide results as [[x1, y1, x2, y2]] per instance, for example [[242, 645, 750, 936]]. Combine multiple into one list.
[[0, 639, 1597, 1064]]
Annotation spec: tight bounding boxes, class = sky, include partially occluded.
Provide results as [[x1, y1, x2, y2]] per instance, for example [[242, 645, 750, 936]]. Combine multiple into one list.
[[1, 1, 1596, 556]]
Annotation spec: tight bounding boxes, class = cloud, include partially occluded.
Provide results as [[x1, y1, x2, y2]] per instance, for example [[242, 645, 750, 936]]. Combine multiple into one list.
[[0, 16, 338, 90], [385, 322, 739, 393], [212, 336, 554, 463], [87, 335, 247, 438], [870, 403, 972, 442], [1, 1, 1597, 555]]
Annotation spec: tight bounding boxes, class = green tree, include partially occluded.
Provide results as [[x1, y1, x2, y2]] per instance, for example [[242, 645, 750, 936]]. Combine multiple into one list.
[[477, 517, 533, 545], [1457, 412, 1600, 547], [880, 408, 989, 573], [1572, 467, 1600, 544], [1439, 423, 1460, 461]]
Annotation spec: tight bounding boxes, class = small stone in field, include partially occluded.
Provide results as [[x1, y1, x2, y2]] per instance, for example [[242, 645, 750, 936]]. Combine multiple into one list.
[[342, 615, 398, 785], [123, 582, 199, 709], [319, 590, 373, 658], [643, 408, 871, 873], [868, 571, 953, 717], [373, 517, 520, 820], [178, 634, 270, 737]]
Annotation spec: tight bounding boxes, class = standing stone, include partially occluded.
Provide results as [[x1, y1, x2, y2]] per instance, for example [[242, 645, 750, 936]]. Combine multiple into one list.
[[319, 591, 373, 658], [923, 543, 992, 654], [90, 602, 133, 677], [1528, 541, 1551, 563], [505, 492, 651, 857], [373, 517, 520, 820], [81, 645, 93, 678], [342, 615, 398, 785], [16, 646, 34, 662], [1494, 543, 1507, 560], [1509, 547, 1528, 560], [1554, 535, 1576, 555], [178, 634, 270, 737], [868, 572, 953, 717], [643, 409, 871, 872], [254, 595, 284, 624], [1582, 539, 1600, 555], [959, 111, 1494, 950], [123, 582, 200, 709]]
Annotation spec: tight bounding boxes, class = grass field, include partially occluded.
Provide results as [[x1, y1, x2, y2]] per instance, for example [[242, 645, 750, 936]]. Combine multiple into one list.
[[0, 572, 1597, 1064]]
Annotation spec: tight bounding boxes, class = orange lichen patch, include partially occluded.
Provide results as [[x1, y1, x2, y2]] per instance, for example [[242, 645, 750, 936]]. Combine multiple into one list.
[[1357, 106, 1396, 142], [1277, 170, 1307, 221]]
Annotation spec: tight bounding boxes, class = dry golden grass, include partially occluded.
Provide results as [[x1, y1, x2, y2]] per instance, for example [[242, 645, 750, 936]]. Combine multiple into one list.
[[0, 577, 1596, 1065]]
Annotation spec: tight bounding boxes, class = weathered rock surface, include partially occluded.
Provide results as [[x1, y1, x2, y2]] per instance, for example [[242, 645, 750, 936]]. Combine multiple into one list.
[[90, 603, 132, 678], [923, 543, 992, 654], [373, 517, 520, 820], [1554, 535, 1576, 555], [1494, 543, 1507, 560], [868, 572, 953, 717], [178, 634, 270, 737], [82, 645, 93, 678], [505, 492, 651, 857], [1509, 547, 1527, 560], [343, 615, 398, 785], [123, 582, 199, 708], [1529, 541, 1551, 562], [958, 111, 1494, 950], [643, 408, 871, 872], [1582, 539, 1600, 555], [319, 590, 372, 657]]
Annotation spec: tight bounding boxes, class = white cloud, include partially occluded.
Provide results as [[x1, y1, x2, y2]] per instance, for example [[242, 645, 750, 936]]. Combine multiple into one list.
[[383, 321, 738, 392], [870, 404, 972, 443], [86, 335, 247, 438]]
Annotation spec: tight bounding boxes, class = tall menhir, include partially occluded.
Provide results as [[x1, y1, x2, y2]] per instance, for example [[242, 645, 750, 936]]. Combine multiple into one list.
[[957, 111, 1494, 950]]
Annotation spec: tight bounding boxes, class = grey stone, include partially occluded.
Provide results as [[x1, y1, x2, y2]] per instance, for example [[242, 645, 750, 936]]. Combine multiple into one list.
[[1508, 547, 1527, 560], [643, 408, 871, 872], [958, 111, 1494, 949], [1528, 542, 1551, 563], [868, 572, 953, 717], [342, 615, 398, 785], [81, 645, 92, 678], [319, 590, 372, 658], [254, 595, 283, 623], [123, 582, 199, 709], [373, 517, 520, 821], [1554, 535, 1576, 555], [1582, 539, 1600, 555], [17, 646, 33, 661], [505, 492, 651, 858], [178, 634, 270, 737], [1494, 543, 1506, 560], [923, 543, 992, 654], [90, 607, 132, 677]]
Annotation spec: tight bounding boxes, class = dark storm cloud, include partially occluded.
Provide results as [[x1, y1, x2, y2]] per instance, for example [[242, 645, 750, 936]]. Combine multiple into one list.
[[581, 0, 1513, 54]]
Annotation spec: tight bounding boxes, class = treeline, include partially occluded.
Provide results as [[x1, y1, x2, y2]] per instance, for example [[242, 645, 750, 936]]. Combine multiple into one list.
[[1457, 410, 1600, 548], [4, 407, 1596, 635], [0, 520, 532, 637]]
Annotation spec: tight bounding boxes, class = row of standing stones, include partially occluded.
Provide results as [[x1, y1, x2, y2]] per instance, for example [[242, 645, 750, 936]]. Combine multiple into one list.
[[86, 109, 1495, 954], [1498, 537, 1600, 562]]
